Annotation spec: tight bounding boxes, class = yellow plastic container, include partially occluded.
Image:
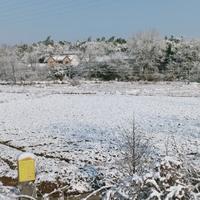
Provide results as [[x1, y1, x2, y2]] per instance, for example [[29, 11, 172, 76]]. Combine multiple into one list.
[[18, 155, 36, 183]]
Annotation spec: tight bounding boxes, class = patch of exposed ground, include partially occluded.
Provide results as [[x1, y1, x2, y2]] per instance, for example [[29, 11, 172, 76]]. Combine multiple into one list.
[[0, 177, 17, 187]]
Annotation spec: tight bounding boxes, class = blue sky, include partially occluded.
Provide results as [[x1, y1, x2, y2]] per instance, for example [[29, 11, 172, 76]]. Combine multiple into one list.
[[0, 0, 200, 44]]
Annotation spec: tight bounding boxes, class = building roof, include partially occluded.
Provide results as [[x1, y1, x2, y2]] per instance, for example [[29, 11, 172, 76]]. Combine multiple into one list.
[[44, 54, 80, 66], [51, 55, 69, 62]]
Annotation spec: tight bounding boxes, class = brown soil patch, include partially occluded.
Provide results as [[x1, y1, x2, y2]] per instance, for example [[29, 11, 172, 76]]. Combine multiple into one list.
[[0, 176, 18, 187], [37, 181, 58, 194]]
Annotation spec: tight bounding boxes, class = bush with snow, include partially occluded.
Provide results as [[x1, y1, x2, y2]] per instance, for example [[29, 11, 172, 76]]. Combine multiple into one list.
[[102, 156, 200, 200]]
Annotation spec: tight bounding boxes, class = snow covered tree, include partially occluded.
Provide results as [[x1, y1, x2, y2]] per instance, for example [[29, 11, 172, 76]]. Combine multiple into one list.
[[128, 31, 166, 80]]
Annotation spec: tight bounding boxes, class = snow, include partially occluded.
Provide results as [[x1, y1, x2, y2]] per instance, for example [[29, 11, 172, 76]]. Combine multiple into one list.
[[166, 185, 186, 199], [0, 81, 199, 195], [18, 153, 35, 161], [68, 55, 80, 66], [0, 184, 19, 200]]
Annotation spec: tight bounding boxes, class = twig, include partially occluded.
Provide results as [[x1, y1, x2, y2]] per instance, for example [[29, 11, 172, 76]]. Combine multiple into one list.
[[43, 185, 70, 198], [7, 194, 37, 200], [82, 185, 113, 200]]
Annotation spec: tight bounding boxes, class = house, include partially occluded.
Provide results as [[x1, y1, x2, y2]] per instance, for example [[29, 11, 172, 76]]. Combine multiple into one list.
[[46, 54, 80, 67], [46, 55, 71, 67]]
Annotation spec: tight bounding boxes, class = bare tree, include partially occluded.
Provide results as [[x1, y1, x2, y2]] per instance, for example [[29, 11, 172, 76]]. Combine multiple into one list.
[[27, 52, 37, 71], [119, 116, 152, 176], [9, 54, 17, 84], [0, 45, 19, 83]]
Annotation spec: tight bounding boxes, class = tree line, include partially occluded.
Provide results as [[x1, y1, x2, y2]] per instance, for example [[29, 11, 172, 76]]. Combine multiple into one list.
[[0, 31, 200, 83]]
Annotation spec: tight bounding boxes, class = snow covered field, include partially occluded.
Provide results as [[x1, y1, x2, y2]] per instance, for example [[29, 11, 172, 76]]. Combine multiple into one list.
[[0, 81, 199, 196]]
